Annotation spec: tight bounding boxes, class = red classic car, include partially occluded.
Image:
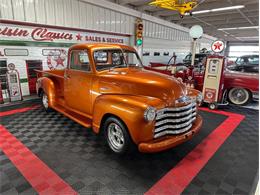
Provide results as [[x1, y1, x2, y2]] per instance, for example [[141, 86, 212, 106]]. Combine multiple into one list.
[[144, 60, 259, 106], [224, 69, 258, 105]]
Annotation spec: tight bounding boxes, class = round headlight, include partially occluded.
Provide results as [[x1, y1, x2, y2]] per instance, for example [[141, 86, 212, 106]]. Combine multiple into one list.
[[144, 107, 156, 121], [196, 92, 203, 104]]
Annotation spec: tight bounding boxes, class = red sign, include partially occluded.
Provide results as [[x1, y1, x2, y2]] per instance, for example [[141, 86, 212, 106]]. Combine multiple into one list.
[[0, 25, 126, 44], [204, 88, 216, 103]]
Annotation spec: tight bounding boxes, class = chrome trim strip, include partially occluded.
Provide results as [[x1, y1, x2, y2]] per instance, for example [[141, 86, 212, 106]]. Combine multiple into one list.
[[154, 117, 196, 133], [156, 108, 196, 120], [154, 124, 192, 138], [157, 102, 196, 113], [155, 112, 197, 126]]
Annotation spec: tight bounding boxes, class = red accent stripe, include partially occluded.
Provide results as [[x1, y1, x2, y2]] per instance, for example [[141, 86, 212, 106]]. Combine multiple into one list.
[[0, 105, 40, 117], [145, 108, 245, 195], [0, 125, 77, 195], [0, 106, 77, 194]]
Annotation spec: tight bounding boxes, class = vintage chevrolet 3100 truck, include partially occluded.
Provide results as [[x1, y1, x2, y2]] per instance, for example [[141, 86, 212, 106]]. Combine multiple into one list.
[[36, 43, 203, 154]]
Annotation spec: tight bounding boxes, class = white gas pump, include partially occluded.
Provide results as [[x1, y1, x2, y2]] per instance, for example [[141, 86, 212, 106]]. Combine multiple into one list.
[[202, 56, 228, 109], [7, 63, 22, 102]]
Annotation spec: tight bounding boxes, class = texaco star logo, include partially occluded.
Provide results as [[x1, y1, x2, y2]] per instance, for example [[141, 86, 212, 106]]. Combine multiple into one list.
[[76, 33, 82, 41], [47, 49, 67, 70], [206, 92, 213, 99], [211, 40, 225, 53]]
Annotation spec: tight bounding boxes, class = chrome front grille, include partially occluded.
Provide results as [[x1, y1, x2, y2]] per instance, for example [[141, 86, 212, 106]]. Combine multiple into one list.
[[154, 102, 197, 139]]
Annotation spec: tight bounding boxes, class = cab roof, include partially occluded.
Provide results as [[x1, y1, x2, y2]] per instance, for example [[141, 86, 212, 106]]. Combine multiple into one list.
[[69, 43, 136, 52]]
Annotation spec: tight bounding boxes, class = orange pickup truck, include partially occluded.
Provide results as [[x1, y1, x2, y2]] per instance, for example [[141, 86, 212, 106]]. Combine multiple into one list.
[[36, 43, 203, 154]]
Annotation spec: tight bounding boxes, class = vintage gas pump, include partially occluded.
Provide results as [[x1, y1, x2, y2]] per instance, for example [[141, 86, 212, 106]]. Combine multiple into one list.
[[202, 56, 228, 109], [6, 63, 23, 102]]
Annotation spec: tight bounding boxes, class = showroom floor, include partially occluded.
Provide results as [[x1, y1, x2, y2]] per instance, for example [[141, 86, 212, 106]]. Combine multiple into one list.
[[0, 99, 258, 195]]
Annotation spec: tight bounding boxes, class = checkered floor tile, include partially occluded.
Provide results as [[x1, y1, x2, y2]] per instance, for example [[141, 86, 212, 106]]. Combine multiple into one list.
[[0, 100, 258, 194]]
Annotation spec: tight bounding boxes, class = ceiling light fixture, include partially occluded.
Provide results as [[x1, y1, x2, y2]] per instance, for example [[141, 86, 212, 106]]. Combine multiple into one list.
[[192, 10, 210, 14], [211, 5, 245, 12], [192, 5, 245, 15], [218, 26, 259, 30], [218, 27, 237, 30], [235, 36, 259, 39], [239, 26, 259, 29]]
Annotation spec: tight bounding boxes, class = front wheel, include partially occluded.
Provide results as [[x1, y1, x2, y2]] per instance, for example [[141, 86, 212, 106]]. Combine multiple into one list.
[[228, 88, 251, 105], [103, 116, 134, 154]]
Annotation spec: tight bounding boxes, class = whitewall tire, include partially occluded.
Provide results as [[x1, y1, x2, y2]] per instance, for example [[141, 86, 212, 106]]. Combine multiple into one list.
[[228, 88, 251, 105]]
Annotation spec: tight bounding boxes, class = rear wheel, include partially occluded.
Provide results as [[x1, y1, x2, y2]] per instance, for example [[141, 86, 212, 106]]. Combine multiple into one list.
[[228, 88, 251, 105], [103, 116, 134, 154], [41, 92, 52, 112]]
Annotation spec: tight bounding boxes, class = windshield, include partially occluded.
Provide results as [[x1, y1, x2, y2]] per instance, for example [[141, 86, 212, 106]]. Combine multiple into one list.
[[184, 54, 191, 61], [94, 49, 142, 71], [236, 56, 259, 65]]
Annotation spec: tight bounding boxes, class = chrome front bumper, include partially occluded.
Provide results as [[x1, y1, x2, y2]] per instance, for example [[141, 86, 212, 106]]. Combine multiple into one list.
[[253, 92, 259, 100]]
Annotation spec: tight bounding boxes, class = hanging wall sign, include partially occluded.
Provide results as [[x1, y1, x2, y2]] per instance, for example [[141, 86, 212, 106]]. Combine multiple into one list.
[[211, 40, 225, 53], [0, 24, 129, 44]]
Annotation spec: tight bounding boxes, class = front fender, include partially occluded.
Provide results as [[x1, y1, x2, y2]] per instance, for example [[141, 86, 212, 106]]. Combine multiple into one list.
[[37, 77, 56, 107], [187, 88, 200, 97], [92, 95, 164, 144]]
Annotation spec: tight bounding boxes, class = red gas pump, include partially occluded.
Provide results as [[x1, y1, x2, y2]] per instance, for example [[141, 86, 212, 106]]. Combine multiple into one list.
[[202, 55, 228, 109]]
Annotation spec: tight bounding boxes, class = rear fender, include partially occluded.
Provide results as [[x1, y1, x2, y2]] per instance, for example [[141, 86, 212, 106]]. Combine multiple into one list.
[[37, 77, 56, 107]]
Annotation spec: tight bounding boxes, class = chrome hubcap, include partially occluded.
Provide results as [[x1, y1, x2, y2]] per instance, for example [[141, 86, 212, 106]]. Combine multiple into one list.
[[42, 94, 49, 109], [230, 88, 248, 104], [108, 123, 124, 151], [210, 104, 215, 109]]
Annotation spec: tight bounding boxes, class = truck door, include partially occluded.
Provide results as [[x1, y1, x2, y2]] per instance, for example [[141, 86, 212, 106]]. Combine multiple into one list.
[[64, 50, 93, 115]]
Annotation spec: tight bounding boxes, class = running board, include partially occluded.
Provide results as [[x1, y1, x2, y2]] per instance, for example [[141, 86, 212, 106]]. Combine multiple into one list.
[[52, 104, 92, 128], [217, 101, 229, 106]]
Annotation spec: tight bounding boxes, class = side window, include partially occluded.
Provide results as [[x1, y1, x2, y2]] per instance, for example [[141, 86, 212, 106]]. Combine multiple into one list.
[[70, 50, 91, 72], [236, 58, 242, 65]]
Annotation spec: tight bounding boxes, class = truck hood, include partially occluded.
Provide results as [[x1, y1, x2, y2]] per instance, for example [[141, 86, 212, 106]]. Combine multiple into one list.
[[98, 68, 186, 106]]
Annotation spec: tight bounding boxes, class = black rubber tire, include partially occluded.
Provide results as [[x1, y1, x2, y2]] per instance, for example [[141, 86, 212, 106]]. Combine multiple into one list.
[[228, 88, 251, 105], [103, 116, 134, 154], [41, 91, 52, 112]]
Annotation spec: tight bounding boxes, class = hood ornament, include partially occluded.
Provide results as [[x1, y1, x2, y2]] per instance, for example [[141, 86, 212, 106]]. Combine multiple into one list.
[[175, 96, 192, 104]]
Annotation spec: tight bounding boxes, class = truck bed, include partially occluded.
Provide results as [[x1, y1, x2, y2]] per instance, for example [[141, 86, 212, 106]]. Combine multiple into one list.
[[36, 69, 92, 128], [36, 69, 65, 79]]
